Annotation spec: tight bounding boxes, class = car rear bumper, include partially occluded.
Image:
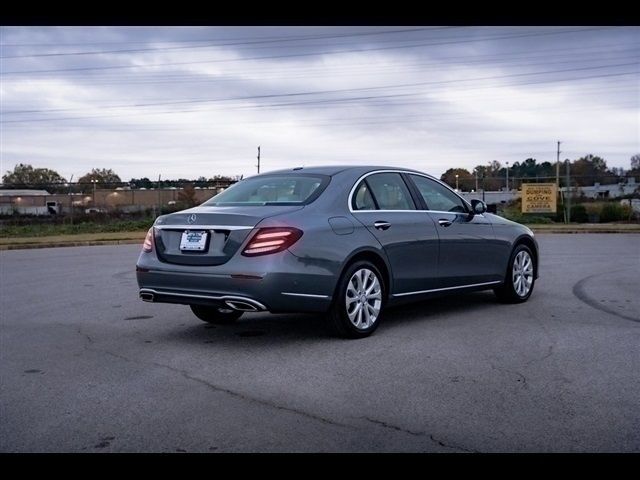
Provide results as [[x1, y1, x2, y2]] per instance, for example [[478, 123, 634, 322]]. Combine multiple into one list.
[[135, 249, 335, 313]]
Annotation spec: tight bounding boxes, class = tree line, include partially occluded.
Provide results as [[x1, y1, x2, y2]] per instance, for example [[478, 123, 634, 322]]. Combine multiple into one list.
[[440, 154, 640, 191], [1, 165, 239, 194], [3, 153, 640, 195]]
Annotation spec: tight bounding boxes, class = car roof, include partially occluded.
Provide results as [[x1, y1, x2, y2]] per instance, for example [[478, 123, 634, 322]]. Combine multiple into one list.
[[258, 165, 435, 178]]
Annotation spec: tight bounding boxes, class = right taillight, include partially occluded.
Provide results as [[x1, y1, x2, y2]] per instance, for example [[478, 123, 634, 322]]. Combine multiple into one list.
[[142, 227, 155, 252], [242, 227, 303, 257]]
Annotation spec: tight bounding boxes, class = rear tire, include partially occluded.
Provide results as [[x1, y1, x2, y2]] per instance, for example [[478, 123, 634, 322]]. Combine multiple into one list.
[[494, 244, 535, 304], [328, 261, 385, 339], [190, 305, 243, 324]]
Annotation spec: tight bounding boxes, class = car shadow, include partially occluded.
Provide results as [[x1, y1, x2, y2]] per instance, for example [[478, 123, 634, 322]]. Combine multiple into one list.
[[157, 291, 501, 346], [383, 290, 499, 327]]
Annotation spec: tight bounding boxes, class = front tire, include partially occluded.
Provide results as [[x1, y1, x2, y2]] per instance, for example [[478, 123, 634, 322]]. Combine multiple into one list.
[[494, 244, 535, 303], [190, 305, 243, 324], [328, 261, 385, 339]]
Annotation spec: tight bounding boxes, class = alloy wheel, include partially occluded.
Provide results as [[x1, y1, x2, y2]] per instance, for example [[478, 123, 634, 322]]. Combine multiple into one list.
[[512, 250, 534, 297], [345, 268, 382, 330]]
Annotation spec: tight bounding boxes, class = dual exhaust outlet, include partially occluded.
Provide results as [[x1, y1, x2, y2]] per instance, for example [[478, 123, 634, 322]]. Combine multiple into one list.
[[222, 300, 260, 312], [139, 289, 265, 312]]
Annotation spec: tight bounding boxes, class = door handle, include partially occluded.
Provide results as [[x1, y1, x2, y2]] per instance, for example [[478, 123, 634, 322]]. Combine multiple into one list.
[[438, 219, 453, 227], [374, 221, 391, 230]]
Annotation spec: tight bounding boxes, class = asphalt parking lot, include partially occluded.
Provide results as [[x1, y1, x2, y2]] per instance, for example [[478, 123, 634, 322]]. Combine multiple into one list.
[[1, 234, 639, 452]]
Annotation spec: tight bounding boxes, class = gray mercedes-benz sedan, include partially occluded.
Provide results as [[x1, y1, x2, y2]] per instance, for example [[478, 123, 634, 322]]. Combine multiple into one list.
[[136, 166, 538, 338]]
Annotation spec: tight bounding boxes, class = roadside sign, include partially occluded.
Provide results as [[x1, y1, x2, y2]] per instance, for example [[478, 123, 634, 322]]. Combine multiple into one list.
[[521, 183, 557, 213]]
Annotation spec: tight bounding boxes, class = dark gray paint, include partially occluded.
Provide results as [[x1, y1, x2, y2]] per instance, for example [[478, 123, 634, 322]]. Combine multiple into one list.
[[137, 165, 538, 314]]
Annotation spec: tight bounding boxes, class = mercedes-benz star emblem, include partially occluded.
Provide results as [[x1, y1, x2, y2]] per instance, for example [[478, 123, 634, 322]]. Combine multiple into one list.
[[187, 214, 197, 224]]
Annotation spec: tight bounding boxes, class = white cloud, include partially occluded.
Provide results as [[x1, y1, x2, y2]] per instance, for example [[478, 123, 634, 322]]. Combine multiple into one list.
[[1, 26, 638, 182]]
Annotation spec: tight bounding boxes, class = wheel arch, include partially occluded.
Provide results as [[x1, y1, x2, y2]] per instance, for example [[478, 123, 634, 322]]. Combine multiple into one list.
[[337, 248, 392, 301], [513, 234, 539, 279]]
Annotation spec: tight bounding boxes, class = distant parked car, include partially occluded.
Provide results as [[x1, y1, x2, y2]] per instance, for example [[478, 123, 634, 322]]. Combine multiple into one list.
[[136, 166, 539, 338]]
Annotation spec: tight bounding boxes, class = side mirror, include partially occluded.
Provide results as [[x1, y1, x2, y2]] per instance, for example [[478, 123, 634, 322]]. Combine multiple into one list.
[[470, 199, 487, 215]]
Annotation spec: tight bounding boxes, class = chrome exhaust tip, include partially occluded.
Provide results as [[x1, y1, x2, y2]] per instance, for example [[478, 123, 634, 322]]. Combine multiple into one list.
[[140, 291, 155, 302], [224, 300, 258, 312]]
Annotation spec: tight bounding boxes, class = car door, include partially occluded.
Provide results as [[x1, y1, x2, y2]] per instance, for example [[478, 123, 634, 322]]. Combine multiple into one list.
[[349, 171, 440, 294], [406, 174, 502, 288]]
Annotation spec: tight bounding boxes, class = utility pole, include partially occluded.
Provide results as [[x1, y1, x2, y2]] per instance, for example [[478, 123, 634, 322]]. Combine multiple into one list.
[[506, 162, 509, 191], [475, 170, 478, 192], [565, 159, 571, 223], [256, 146, 261, 174], [157, 174, 162, 215], [556, 141, 561, 187], [92, 179, 97, 206], [68, 174, 74, 225]]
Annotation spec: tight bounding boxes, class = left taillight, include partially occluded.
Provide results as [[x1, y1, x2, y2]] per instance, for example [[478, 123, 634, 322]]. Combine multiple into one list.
[[242, 227, 303, 257], [142, 227, 155, 252]]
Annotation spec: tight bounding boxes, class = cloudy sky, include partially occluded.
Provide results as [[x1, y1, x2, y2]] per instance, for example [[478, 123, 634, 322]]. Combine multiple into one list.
[[1, 26, 638, 182]]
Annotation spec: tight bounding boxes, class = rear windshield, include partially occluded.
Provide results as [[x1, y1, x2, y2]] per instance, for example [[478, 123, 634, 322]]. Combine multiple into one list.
[[203, 174, 329, 206]]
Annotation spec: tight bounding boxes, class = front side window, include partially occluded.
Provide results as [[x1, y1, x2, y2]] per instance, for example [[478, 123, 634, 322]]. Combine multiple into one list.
[[204, 175, 326, 206], [354, 173, 415, 211], [409, 174, 467, 213]]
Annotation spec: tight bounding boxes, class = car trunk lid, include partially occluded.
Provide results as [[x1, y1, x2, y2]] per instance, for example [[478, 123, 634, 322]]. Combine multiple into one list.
[[153, 205, 303, 266]]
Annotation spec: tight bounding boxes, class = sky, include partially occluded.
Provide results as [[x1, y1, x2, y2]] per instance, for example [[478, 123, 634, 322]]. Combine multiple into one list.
[[1, 26, 638, 182]]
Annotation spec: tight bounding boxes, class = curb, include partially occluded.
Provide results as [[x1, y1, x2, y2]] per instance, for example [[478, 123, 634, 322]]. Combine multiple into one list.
[[0, 238, 143, 251], [528, 225, 640, 234], [1, 226, 639, 251], [531, 229, 640, 234]]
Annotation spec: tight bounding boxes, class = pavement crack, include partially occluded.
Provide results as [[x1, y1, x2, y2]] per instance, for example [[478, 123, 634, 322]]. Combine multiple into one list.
[[428, 434, 478, 453], [525, 345, 554, 366], [52, 322, 95, 350], [95, 348, 349, 430], [158, 362, 349, 429], [78, 327, 94, 345], [360, 416, 478, 453], [361, 416, 424, 436]]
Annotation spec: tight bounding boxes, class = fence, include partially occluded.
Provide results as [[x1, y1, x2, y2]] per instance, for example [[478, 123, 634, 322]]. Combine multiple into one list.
[[0, 177, 638, 216], [0, 185, 228, 215]]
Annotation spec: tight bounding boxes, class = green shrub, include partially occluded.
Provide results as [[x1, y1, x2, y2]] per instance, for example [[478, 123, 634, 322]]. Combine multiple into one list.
[[570, 204, 588, 223], [0, 218, 154, 238], [522, 216, 554, 224], [501, 210, 554, 224], [600, 203, 624, 222]]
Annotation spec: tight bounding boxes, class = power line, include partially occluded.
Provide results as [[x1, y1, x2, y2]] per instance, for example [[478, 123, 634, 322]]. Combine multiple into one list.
[[0, 27, 455, 48], [0, 27, 452, 59], [2, 73, 636, 126], [5, 87, 636, 131], [8, 52, 634, 88], [0, 27, 611, 76], [3, 43, 633, 84], [3, 61, 636, 118], [5, 48, 635, 84]]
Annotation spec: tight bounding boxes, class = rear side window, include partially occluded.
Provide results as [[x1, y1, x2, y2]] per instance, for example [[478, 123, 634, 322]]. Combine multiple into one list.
[[409, 174, 467, 213], [352, 181, 377, 210], [353, 173, 415, 211], [204, 175, 327, 206]]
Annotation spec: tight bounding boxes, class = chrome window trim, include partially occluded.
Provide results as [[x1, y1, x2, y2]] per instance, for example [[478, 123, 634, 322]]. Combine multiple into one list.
[[392, 280, 501, 297], [153, 224, 253, 230], [350, 210, 484, 217], [348, 169, 472, 214]]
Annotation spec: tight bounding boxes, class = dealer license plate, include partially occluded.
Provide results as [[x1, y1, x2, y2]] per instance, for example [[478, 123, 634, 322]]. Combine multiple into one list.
[[180, 230, 208, 251]]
